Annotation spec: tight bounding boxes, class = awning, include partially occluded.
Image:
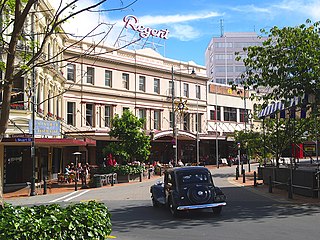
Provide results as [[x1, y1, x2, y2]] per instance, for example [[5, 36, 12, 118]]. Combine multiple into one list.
[[258, 96, 304, 119], [0, 137, 96, 147]]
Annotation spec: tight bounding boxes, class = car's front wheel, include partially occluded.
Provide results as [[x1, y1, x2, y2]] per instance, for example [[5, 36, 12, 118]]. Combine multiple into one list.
[[152, 198, 159, 208], [212, 206, 222, 215], [169, 198, 179, 217]]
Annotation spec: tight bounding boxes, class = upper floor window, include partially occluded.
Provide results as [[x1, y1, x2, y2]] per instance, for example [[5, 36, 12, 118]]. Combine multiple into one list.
[[196, 85, 200, 99], [105, 70, 112, 87], [139, 76, 146, 92], [240, 109, 249, 123], [195, 113, 201, 132], [86, 103, 94, 127], [169, 81, 174, 96], [138, 108, 146, 129], [210, 106, 221, 121], [87, 67, 94, 84], [67, 102, 75, 126], [154, 110, 160, 130], [224, 107, 237, 122], [67, 63, 75, 81], [183, 113, 190, 131], [154, 78, 160, 94], [122, 73, 129, 89], [183, 83, 189, 98], [105, 105, 112, 127]]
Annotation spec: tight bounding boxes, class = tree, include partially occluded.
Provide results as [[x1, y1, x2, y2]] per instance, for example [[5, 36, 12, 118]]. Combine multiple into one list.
[[104, 110, 151, 163], [0, 0, 138, 207], [235, 19, 320, 109]]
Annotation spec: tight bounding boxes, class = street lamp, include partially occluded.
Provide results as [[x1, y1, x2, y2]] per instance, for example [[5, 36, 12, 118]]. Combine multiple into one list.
[[171, 66, 196, 166], [73, 152, 82, 191]]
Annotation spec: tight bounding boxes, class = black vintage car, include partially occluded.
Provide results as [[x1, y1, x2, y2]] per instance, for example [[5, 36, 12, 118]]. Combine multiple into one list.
[[150, 166, 226, 217]]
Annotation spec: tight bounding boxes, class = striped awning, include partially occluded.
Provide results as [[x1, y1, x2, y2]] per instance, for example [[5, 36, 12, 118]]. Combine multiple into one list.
[[258, 96, 302, 119]]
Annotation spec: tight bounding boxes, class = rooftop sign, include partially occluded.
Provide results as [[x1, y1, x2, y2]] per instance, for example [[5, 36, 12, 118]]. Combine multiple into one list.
[[123, 15, 169, 39]]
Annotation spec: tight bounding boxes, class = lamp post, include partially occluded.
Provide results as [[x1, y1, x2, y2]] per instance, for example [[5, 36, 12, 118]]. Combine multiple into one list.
[[73, 152, 82, 191], [196, 85, 200, 166], [171, 66, 196, 166], [215, 84, 219, 169], [30, 5, 37, 197]]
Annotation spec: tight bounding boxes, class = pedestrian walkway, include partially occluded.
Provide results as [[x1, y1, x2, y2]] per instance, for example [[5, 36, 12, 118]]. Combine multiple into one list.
[[229, 169, 320, 205], [3, 173, 160, 199]]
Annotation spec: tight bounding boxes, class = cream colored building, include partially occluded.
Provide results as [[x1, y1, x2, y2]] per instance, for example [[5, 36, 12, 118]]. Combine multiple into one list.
[[63, 40, 208, 164]]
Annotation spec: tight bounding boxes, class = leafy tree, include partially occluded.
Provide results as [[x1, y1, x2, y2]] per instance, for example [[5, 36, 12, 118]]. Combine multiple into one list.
[[234, 20, 320, 166], [235, 19, 320, 109], [103, 110, 151, 163], [0, 0, 138, 207]]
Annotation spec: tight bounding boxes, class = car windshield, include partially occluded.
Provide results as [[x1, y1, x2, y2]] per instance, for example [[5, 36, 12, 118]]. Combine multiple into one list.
[[177, 172, 211, 185]]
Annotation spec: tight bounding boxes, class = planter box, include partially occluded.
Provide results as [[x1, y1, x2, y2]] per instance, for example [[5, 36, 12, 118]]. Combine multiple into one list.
[[117, 173, 142, 183]]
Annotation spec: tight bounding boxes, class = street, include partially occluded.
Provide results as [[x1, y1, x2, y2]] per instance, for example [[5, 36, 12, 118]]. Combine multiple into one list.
[[5, 164, 320, 240]]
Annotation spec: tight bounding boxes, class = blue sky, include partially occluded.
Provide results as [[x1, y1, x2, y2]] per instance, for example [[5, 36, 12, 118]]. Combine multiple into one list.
[[58, 0, 320, 66]]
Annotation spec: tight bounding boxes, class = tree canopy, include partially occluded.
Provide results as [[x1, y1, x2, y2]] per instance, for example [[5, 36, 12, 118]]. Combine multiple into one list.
[[236, 19, 320, 109], [103, 110, 151, 163]]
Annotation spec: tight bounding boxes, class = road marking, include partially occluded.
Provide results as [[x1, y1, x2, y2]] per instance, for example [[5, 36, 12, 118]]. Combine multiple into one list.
[[63, 190, 90, 202], [49, 190, 90, 203], [49, 191, 79, 203]]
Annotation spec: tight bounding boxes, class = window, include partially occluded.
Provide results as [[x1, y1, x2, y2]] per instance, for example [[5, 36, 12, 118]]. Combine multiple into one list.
[[139, 76, 146, 92], [67, 102, 75, 126], [87, 67, 94, 84], [86, 103, 94, 126], [195, 113, 201, 132], [123, 107, 129, 113], [240, 109, 248, 123], [154, 78, 160, 94], [196, 85, 200, 99], [122, 73, 129, 89], [224, 107, 237, 122], [210, 107, 221, 120], [105, 105, 111, 127], [183, 113, 190, 131], [169, 81, 174, 96], [183, 83, 189, 97], [154, 110, 160, 130], [67, 64, 75, 81], [138, 109, 146, 129], [105, 70, 112, 87]]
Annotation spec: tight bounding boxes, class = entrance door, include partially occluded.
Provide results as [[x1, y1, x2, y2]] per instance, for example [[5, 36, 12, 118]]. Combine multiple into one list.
[[5, 147, 24, 184]]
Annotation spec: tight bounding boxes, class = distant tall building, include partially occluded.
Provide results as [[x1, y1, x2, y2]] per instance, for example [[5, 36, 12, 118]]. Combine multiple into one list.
[[205, 32, 266, 85]]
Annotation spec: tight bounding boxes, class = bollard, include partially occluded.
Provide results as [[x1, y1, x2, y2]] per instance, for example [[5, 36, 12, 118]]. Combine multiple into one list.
[[268, 176, 273, 193], [241, 161, 244, 174], [253, 171, 257, 187], [242, 169, 246, 183], [111, 173, 114, 186], [236, 167, 239, 180], [288, 178, 293, 199], [43, 176, 47, 195], [139, 172, 142, 182]]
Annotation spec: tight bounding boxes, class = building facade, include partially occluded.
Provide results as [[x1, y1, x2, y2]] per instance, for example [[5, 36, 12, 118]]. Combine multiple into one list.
[[63, 41, 208, 165]]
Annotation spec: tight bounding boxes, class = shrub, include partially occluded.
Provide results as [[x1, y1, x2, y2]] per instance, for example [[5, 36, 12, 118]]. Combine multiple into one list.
[[0, 201, 112, 240], [92, 165, 145, 176]]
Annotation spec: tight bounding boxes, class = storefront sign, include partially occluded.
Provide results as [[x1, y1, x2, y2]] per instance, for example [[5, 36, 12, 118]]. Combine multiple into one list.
[[29, 120, 61, 136], [123, 15, 169, 39]]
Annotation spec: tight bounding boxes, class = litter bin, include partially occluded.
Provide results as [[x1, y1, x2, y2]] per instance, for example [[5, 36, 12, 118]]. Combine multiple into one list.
[[93, 175, 102, 188]]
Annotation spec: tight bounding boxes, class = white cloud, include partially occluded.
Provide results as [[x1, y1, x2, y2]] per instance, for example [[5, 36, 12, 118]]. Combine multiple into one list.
[[230, 5, 271, 14], [169, 24, 201, 41], [137, 12, 222, 26], [274, 0, 320, 19]]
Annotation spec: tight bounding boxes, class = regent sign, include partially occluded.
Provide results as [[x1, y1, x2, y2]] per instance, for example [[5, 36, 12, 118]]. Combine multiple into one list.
[[123, 15, 169, 39]]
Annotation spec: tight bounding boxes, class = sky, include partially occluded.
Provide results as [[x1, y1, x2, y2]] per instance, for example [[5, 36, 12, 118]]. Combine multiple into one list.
[[53, 0, 320, 66]]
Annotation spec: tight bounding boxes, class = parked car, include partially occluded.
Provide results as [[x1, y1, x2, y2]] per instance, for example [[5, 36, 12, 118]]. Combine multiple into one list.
[[150, 166, 226, 217]]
